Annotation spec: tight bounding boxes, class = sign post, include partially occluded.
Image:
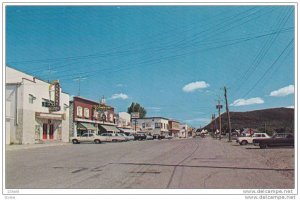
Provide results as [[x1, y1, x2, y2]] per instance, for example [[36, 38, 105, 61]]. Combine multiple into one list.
[[131, 112, 140, 131]]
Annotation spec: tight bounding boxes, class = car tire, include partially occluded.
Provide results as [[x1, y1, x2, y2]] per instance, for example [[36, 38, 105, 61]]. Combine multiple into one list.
[[72, 139, 79, 144], [260, 144, 267, 149], [241, 140, 248, 145], [94, 139, 101, 144]]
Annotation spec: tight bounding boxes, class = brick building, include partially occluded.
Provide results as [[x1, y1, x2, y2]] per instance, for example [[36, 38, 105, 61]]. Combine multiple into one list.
[[70, 96, 119, 137]]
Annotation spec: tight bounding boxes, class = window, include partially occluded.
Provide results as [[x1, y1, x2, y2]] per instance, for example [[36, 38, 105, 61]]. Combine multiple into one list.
[[29, 94, 36, 104], [109, 114, 113, 122], [64, 104, 69, 111], [93, 111, 98, 118], [142, 123, 145, 128], [42, 99, 54, 107], [262, 134, 266, 137], [155, 123, 160, 128], [77, 106, 83, 117], [84, 108, 89, 118]]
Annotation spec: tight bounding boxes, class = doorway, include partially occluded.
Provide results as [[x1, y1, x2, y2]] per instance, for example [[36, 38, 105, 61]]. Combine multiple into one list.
[[43, 123, 47, 139], [42, 123, 54, 140], [49, 124, 54, 139]]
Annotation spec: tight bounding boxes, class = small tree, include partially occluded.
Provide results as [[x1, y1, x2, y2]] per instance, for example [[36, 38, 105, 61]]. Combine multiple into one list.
[[127, 102, 147, 118]]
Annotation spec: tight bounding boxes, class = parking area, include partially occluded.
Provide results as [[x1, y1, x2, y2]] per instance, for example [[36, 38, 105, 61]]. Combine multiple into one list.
[[228, 139, 294, 179]]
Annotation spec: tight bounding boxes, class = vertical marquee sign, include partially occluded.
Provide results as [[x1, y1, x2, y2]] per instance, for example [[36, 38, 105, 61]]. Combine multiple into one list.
[[49, 80, 61, 112]]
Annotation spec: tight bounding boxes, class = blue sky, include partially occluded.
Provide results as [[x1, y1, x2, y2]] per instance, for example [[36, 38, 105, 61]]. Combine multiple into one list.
[[6, 6, 295, 127]]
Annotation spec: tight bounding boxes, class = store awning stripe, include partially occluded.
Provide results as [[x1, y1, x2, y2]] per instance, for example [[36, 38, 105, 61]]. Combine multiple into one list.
[[100, 125, 120, 132], [78, 122, 97, 130]]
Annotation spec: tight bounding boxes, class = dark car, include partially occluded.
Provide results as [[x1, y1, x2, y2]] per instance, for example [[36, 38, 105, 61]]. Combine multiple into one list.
[[253, 133, 294, 149], [153, 134, 164, 140], [134, 133, 147, 140]]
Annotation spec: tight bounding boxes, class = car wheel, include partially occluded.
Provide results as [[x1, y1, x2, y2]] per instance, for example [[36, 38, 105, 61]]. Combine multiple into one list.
[[260, 144, 267, 149], [94, 139, 101, 144], [241, 140, 248, 145], [72, 139, 79, 144]]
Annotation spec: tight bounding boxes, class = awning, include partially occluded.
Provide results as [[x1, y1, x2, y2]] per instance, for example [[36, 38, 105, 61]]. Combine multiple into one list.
[[100, 125, 120, 132], [77, 122, 97, 130]]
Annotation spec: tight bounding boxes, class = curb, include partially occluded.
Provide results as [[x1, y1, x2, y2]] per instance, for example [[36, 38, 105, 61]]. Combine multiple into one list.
[[5, 143, 71, 151]]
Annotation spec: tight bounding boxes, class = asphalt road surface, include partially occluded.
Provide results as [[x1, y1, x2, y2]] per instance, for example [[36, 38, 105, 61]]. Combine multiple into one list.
[[5, 137, 294, 189]]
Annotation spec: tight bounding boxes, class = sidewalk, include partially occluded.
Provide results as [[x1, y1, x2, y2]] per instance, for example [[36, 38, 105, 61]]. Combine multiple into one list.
[[5, 142, 71, 151]]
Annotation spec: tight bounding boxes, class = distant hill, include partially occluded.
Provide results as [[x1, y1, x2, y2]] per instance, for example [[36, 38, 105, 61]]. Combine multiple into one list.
[[203, 107, 294, 133]]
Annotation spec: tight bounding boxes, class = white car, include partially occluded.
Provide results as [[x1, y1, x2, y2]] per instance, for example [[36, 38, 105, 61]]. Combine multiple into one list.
[[236, 133, 271, 145], [123, 133, 135, 141], [71, 133, 107, 144], [146, 135, 154, 140], [116, 133, 130, 141], [165, 135, 173, 139], [100, 133, 126, 142]]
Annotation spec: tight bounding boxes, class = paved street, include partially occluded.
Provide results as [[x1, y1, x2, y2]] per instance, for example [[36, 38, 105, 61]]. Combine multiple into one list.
[[5, 137, 294, 189]]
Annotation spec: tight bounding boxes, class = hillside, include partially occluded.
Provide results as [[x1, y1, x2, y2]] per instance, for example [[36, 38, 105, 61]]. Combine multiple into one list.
[[203, 107, 294, 133]]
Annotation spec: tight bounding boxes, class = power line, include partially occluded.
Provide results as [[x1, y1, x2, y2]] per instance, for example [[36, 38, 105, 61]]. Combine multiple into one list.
[[241, 38, 294, 98]]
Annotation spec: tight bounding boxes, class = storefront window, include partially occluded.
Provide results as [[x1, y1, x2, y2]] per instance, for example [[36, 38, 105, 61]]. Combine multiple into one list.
[[77, 106, 83, 117], [84, 108, 89, 118]]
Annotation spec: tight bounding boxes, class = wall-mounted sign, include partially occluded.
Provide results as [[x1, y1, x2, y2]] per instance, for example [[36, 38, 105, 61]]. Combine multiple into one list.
[[131, 112, 140, 119], [93, 104, 112, 111], [49, 80, 61, 112]]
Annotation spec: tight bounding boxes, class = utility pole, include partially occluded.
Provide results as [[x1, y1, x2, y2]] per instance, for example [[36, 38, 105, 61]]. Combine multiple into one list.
[[224, 86, 232, 142], [48, 64, 51, 83], [216, 98, 223, 140], [264, 122, 267, 133], [75, 76, 86, 96], [211, 114, 216, 138]]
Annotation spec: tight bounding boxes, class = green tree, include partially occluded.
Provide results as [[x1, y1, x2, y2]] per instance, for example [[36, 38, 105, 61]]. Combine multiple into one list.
[[127, 102, 147, 118]]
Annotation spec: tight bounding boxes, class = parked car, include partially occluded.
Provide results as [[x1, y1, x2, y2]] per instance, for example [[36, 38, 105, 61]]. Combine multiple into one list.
[[146, 134, 154, 140], [236, 133, 270, 145], [253, 133, 294, 149], [116, 133, 129, 141], [153, 134, 164, 139], [71, 133, 106, 144], [134, 133, 147, 140], [123, 133, 135, 141], [100, 133, 126, 142], [165, 135, 173, 139]]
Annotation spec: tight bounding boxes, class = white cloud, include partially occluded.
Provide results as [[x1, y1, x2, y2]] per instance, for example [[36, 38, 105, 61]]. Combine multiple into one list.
[[230, 97, 264, 106], [111, 93, 128, 100], [270, 85, 294, 97], [182, 81, 209, 93]]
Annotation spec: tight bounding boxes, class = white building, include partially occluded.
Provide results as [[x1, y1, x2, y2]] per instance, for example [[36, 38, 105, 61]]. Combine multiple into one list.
[[179, 124, 189, 138], [117, 112, 131, 128], [5, 66, 70, 144], [132, 117, 169, 136]]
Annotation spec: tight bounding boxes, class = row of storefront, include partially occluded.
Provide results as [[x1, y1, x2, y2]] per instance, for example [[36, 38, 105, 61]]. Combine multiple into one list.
[[5, 66, 193, 144]]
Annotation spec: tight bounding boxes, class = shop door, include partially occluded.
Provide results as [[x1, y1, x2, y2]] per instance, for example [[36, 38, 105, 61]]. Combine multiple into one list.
[[43, 124, 48, 139], [49, 124, 54, 140]]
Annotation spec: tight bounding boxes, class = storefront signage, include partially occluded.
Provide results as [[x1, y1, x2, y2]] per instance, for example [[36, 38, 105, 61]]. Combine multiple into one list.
[[131, 112, 140, 119], [93, 104, 112, 111], [49, 80, 61, 112]]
